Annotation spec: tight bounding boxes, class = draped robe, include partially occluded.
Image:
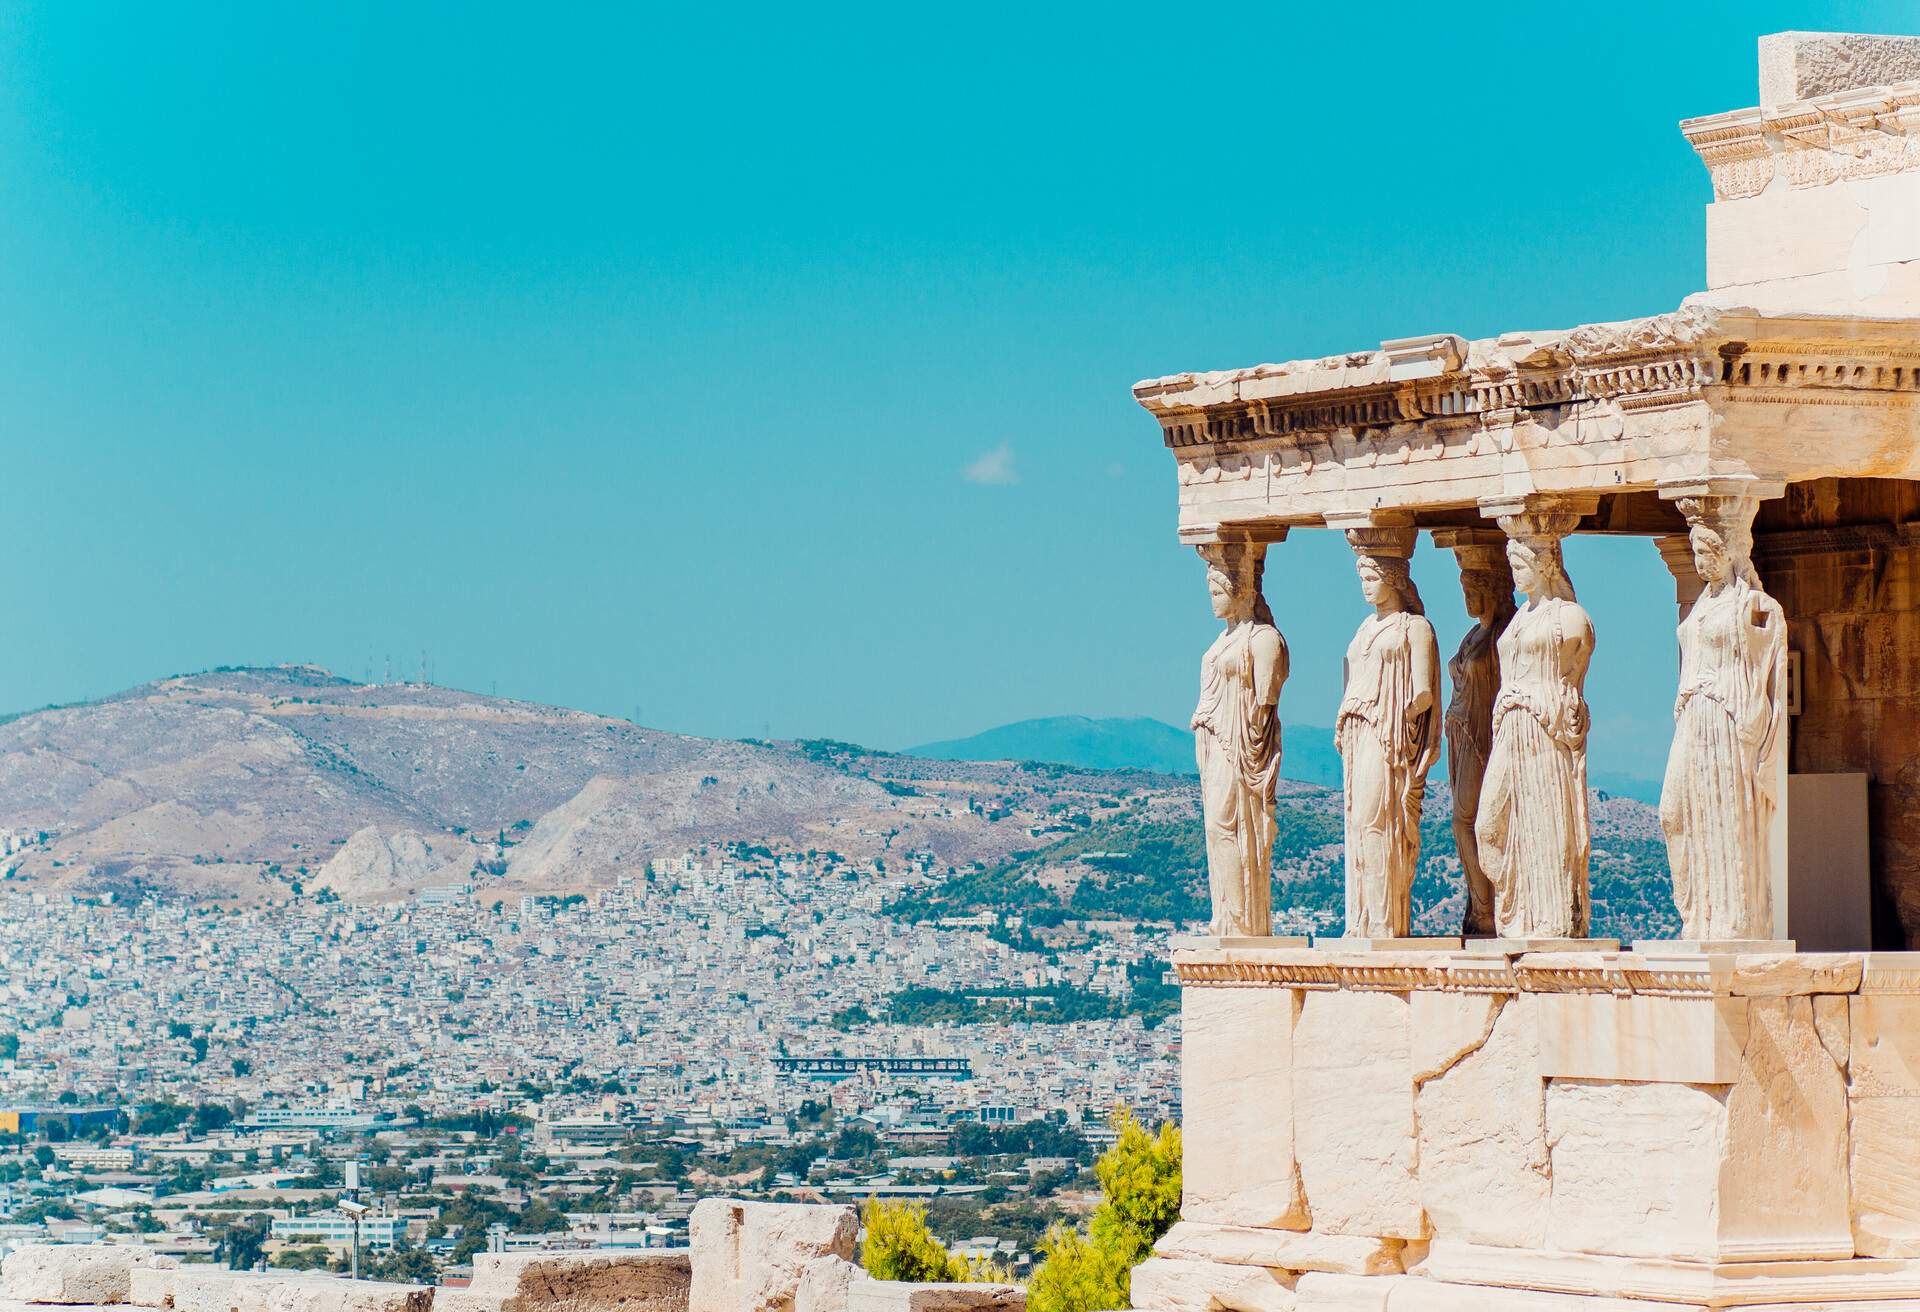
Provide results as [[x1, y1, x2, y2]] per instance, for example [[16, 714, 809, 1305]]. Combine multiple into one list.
[[1446, 616, 1506, 935], [1476, 598, 1593, 939], [1660, 581, 1787, 940], [1337, 611, 1441, 938], [1194, 622, 1286, 937]]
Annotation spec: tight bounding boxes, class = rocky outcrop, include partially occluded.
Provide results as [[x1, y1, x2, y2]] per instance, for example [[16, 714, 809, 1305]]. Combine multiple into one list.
[[689, 1200, 858, 1312], [315, 827, 473, 900], [435, 1252, 689, 1312]]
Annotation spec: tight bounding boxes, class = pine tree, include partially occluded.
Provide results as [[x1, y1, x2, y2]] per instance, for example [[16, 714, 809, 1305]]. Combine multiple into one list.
[[860, 1198, 1008, 1283], [1026, 1106, 1181, 1312]]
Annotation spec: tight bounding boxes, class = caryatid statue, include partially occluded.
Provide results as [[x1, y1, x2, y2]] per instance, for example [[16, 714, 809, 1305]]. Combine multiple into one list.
[[1434, 531, 1517, 936], [1192, 539, 1288, 938], [1475, 505, 1596, 939], [1334, 526, 1441, 938], [1660, 493, 1787, 941]]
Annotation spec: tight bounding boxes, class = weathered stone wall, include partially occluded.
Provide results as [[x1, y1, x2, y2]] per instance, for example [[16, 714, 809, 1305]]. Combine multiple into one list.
[[1756, 481, 1920, 948], [0, 1206, 1016, 1312], [1146, 944, 1920, 1310], [0, 1247, 430, 1312]]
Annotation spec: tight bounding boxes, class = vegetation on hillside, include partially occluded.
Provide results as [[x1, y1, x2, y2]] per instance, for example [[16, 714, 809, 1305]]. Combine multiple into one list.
[[862, 971, 1179, 1029], [887, 793, 1678, 941]]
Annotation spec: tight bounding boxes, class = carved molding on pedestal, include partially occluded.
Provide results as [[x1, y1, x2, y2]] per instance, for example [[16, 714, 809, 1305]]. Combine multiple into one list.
[[1169, 946, 1896, 996]]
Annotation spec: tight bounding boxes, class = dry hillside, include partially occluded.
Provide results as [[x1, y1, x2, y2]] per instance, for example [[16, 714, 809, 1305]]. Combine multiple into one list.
[[0, 665, 1168, 904]]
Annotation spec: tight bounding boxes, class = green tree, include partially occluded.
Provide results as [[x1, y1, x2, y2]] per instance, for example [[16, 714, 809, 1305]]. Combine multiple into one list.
[[365, 1242, 438, 1284], [271, 1246, 335, 1272], [191, 1102, 234, 1135], [1026, 1107, 1180, 1312], [134, 1100, 191, 1135], [859, 1199, 1004, 1283], [215, 1214, 273, 1271], [518, 1198, 569, 1234]]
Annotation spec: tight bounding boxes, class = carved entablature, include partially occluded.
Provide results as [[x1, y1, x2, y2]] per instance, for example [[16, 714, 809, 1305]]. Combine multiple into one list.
[[1136, 306, 1920, 538], [1680, 79, 1920, 201]]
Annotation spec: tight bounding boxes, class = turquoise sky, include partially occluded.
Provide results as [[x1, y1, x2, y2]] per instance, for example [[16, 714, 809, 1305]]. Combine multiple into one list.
[[5, 3, 1915, 781]]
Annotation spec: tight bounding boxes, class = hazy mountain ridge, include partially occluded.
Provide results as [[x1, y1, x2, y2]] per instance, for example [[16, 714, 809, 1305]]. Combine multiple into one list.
[[907, 714, 1346, 788], [908, 714, 1660, 803], [0, 666, 1184, 903], [0, 666, 1675, 937]]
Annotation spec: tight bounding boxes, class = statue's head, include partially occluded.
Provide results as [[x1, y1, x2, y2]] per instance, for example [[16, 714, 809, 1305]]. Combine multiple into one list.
[[1675, 495, 1761, 591], [1689, 524, 1732, 586], [1446, 538, 1516, 623], [1354, 552, 1423, 615], [1200, 541, 1274, 625], [1343, 526, 1422, 615], [1491, 509, 1581, 603], [1460, 568, 1516, 623], [1504, 534, 1575, 602]]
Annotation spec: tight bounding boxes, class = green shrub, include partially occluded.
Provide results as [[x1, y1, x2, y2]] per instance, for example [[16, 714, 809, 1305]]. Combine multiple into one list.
[[861, 1198, 1007, 1283]]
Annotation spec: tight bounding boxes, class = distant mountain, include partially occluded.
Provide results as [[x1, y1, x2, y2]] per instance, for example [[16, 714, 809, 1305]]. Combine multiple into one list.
[[1589, 770, 1661, 805], [906, 714, 1663, 803], [0, 669, 1665, 910], [0, 666, 1146, 904], [905, 715, 1346, 790], [908, 716, 1193, 775]]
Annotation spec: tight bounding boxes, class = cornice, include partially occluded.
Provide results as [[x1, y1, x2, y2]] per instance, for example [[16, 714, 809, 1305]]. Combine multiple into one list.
[[1679, 78, 1920, 200], [1136, 308, 1920, 455]]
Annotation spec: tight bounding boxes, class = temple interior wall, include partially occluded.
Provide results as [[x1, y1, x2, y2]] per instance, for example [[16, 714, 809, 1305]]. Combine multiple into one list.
[[1755, 478, 1920, 949]]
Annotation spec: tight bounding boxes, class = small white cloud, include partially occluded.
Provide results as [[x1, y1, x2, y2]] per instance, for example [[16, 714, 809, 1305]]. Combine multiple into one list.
[[964, 443, 1018, 486]]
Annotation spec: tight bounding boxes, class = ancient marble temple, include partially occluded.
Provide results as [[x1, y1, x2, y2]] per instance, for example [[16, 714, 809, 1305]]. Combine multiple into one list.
[[1137, 32, 1920, 1312]]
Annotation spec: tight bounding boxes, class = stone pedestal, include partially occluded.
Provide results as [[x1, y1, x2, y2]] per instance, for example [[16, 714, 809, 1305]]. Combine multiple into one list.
[[1471, 938, 1620, 954], [1139, 944, 1920, 1310]]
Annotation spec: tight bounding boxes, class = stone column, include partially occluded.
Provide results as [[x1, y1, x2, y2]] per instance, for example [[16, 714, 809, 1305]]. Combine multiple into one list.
[[1432, 528, 1516, 936], [1325, 512, 1441, 939], [1187, 526, 1290, 939], [1656, 478, 1790, 943], [1474, 494, 1598, 940]]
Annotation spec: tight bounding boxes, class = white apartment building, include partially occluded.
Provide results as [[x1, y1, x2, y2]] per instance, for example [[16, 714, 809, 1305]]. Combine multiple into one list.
[[270, 1213, 401, 1249]]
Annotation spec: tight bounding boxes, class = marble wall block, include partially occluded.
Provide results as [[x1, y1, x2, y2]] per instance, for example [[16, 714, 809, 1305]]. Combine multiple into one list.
[[1127, 1258, 1294, 1312], [1292, 990, 1423, 1239], [689, 1200, 858, 1312], [1544, 997, 1849, 1262], [1181, 986, 1307, 1229], [1415, 996, 1551, 1250], [1850, 993, 1920, 1255]]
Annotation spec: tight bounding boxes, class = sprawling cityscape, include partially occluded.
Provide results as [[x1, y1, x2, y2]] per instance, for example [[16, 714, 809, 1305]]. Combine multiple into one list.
[[0, 843, 1181, 1274]]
